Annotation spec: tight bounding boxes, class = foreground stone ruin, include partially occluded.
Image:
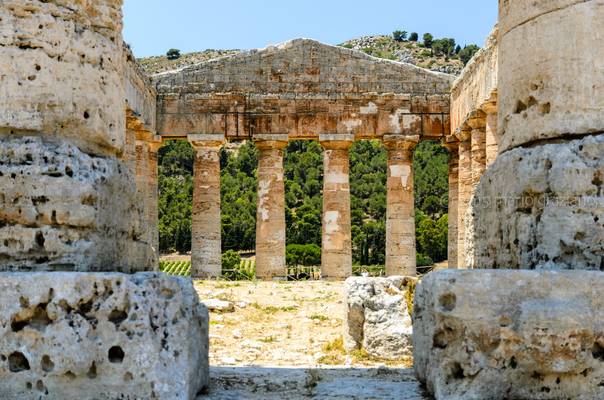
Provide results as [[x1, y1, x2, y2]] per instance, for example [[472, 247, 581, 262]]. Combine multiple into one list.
[[414, 270, 604, 399], [0, 273, 209, 400], [0, 1, 208, 398]]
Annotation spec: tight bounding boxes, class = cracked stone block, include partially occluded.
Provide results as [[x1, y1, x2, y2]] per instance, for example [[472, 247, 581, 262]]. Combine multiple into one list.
[[345, 276, 415, 360], [413, 269, 604, 400], [466, 133, 604, 270], [0, 272, 209, 400]]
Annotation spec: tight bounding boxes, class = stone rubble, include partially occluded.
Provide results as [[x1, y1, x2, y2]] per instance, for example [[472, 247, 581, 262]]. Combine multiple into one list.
[[345, 277, 415, 360]]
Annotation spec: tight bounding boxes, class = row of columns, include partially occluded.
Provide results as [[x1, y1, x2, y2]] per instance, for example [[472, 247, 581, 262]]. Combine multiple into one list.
[[189, 133, 420, 280], [446, 96, 498, 269], [125, 112, 162, 264]]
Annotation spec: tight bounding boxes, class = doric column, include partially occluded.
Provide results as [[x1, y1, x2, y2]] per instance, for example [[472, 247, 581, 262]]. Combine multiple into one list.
[[254, 134, 288, 280], [188, 134, 225, 279], [456, 127, 472, 268], [134, 132, 162, 268], [319, 134, 354, 280], [443, 139, 460, 269], [383, 134, 419, 276], [481, 97, 498, 167], [468, 112, 487, 192], [147, 138, 162, 264]]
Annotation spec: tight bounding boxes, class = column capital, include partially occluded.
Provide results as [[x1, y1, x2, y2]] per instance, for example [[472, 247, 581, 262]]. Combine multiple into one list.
[[383, 134, 420, 151], [442, 137, 460, 154], [480, 100, 498, 115], [455, 125, 472, 142], [253, 133, 289, 150], [147, 136, 163, 153], [466, 110, 486, 130], [188, 134, 226, 150], [319, 133, 354, 150]]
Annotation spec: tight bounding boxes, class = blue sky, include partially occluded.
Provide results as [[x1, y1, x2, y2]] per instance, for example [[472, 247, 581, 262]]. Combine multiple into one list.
[[124, 1, 497, 57]]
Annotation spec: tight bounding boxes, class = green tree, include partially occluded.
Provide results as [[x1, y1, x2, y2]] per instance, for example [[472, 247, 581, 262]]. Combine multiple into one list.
[[423, 33, 434, 48], [409, 32, 419, 42], [393, 30, 408, 42], [286, 244, 321, 266], [459, 44, 480, 65], [166, 48, 181, 60]]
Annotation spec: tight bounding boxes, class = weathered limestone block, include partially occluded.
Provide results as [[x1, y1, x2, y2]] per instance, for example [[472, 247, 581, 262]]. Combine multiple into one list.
[[0, 0, 125, 156], [468, 134, 604, 270], [0, 137, 153, 272], [414, 269, 604, 400], [498, 0, 604, 152], [0, 272, 209, 400], [345, 277, 415, 360]]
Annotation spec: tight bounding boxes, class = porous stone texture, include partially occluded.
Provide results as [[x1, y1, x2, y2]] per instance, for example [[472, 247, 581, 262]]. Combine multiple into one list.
[[0, 137, 153, 272], [384, 135, 418, 276], [345, 277, 415, 360], [414, 269, 604, 400], [321, 135, 354, 280], [0, 0, 125, 157], [255, 136, 288, 280], [498, 0, 604, 152], [468, 134, 604, 270], [0, 272, 209, 400]]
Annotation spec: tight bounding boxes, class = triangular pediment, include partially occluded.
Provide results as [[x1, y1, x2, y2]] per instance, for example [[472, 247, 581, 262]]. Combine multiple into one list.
[[155, 39, 453, 96]]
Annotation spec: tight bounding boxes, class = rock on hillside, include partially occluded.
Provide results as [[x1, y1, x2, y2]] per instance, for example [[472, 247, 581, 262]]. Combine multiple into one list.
[[339, 35, 464, 75]]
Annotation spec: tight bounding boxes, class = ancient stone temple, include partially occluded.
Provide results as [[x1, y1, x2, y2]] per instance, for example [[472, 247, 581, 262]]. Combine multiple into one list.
[[154, 40, 453, 279], [0, 1, 208, 398], [2, 0, 604, 398]]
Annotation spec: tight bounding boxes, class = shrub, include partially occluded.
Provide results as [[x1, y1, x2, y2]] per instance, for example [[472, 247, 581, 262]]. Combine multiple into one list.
[[286, 244, 321, 267], [417, 253, 433, 267], [459, 44, 480, 65], [166, 48, 181, 60], [221, 250, 241, 273], [409, 32, 419, 42]]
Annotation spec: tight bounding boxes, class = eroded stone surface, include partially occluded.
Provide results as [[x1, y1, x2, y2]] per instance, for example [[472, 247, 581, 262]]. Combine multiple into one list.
[[345, 277, 414, 360], [467, 133, 604, 270], [414, 269, 604, 400], [498, 0, 604, 152], [0, 137, 154, 272], [0, 0, 125, 156], [0, 272, 209, 400]]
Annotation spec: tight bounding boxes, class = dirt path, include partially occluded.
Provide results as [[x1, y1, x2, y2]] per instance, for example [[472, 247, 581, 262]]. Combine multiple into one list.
[[194, 280, 425, 399]]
